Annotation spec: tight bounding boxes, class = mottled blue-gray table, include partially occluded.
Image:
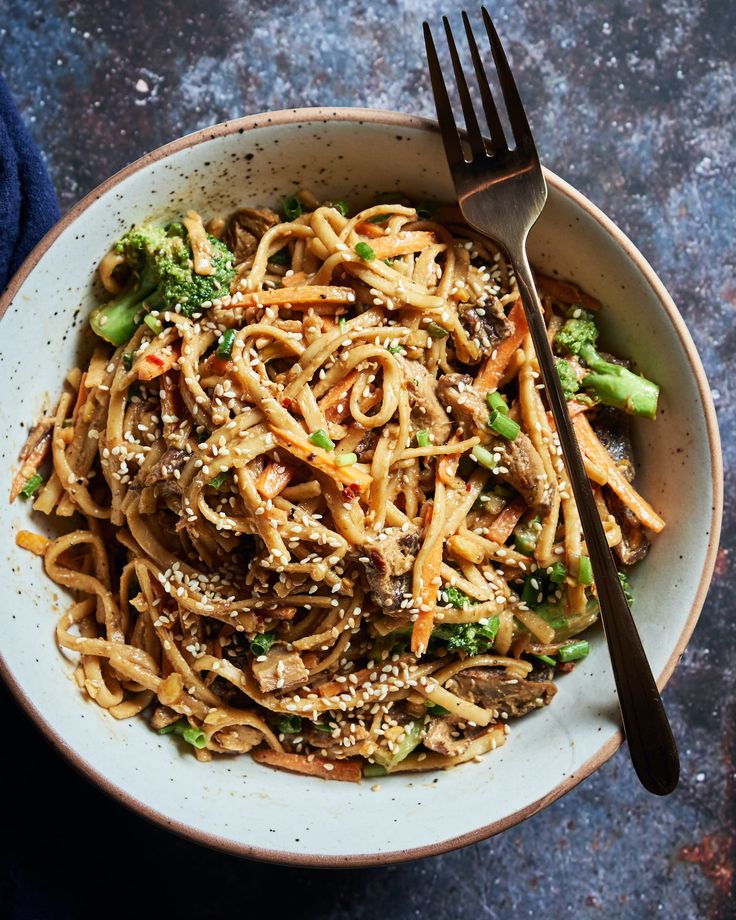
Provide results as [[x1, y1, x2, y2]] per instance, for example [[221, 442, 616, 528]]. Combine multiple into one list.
[[1, 1, 733, 917]]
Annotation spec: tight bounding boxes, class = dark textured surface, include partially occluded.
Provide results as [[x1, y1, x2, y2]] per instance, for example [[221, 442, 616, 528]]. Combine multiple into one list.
[[1, 1, 733, 917]]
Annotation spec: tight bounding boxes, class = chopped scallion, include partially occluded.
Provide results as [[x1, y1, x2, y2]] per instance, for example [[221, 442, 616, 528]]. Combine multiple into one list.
[[355, 241, 376, 261], [488, 409, 520, 441], [416, 430, 431, 447], [216, 328, 236, 359], [20, 473, 43, 500], [278, 715, 303, 734], [144, 314, 163, 336], [558, 639, 590, 662], [250, 631, 276, 656], [268, 248, 290, 266], [181, 726, 207, 749], [335, 452, 357, 467], [332, 200, 349, 216], [532, 653, 557, 667], [486, 390, 509, 415], [282, 195, 302, 220], [471, 444, 496, 470], [208, 471, 229, 490], [577, 555, 593, 585], [549, 562, 567, 584], [426, 321, 449, 339], [308, 429, 335, 451], [122, 352, 133, 371]]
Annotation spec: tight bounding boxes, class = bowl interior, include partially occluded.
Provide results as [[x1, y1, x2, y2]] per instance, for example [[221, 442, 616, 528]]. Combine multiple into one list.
[[0, 111, 719, 864]]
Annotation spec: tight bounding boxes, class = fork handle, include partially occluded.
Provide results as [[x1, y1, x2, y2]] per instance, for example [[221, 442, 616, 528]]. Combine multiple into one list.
[[510, 245, 679, 795]]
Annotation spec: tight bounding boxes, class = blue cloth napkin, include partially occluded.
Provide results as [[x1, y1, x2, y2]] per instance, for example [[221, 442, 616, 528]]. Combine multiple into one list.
[[0, 74, 59, 291]]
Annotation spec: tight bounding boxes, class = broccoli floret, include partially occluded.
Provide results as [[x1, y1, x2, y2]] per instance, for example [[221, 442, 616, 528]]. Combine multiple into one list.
[[438, 585, 476, 609], [555, 358, 580, 401], [90, 221, 235, 346], [554, 312, 659, 419], [432, 618, 500, 656]]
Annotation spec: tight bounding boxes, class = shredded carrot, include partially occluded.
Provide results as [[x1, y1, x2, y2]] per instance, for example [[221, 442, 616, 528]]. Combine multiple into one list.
[[367, 231, 437, 261], [537, 274, 600, 311], [319, 666, 373, 698], [437, 438, 462, 485], [16, 530, 50, 556], [411, 499, 444, 655], [199, 354, 232, 378], [233, 285, 355, 308], [475, 300, 528, 391], [252, 748, 362, 783], [318, 370, 359, 423], [572, 413, 665, 533], [255, 462, 295, 499], [10, 427, 52, 502], [137, 345, 181, 382], [281, 271, 307, 288], [354, 221, 386, 238], [270, 426, 372, 492], [486, 497, 527, 544]]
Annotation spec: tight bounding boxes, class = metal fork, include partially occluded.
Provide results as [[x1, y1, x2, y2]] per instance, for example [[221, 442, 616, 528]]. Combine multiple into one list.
[[424, 8, 679, 795]]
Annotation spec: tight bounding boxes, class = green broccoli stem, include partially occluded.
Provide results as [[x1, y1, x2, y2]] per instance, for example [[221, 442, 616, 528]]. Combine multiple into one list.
[[90, 271, 157, 346], [578, 343, 659, 419]]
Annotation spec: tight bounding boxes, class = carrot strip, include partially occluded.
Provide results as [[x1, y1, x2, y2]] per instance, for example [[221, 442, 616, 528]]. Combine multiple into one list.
[[318, 369, 359, 423], [475, 300, 528, 390], [281, 271, 307, 288], [16, 530, 50, 556], [411, 498, 444, 655], [537, 274, 600, 311], [368, 231, 436, 260], [233, 285, 356, 308], [199, 354, 232, 378], [318, 666, 373, 698], [251, 748, 362, 783], [255, 462, 296, 499], [486, 497, 527, 544], [354, 221, 386, 238], [270, 426, 372, 492], [137, 345, 181, 381], [572, 413, 665, 533], [437, 438, 462, 485]]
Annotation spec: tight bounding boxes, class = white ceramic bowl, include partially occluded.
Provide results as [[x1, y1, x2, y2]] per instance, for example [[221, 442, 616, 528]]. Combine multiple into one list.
[[0, 108, 722, 866]]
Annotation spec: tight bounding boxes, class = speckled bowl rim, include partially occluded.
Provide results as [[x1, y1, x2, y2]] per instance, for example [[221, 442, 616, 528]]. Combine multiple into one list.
[[0, 106, 723, 867]]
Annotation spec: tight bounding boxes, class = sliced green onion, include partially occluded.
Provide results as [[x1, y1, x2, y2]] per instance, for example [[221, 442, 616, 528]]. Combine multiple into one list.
[[532, 653, 557, 667], [157, 721, 181, 735], [216, 328, 237, 359], [181, 726, 207, 749], [513, 516, 540, 556], [338, 317, 347, 331], [127, 382, 141, 401], [355, 241, 376, 261], [332, 200, 349, 216], [250, 631, 276, 656], [278, 715, 303, 734], [366, 213, 390, 224], [122, 352, 134, 371], [558, 639, 590, 662], [335, 452, 357, 467], [308, 429, 335, 451], [426, 321, 449, 339], [144, 314, 163, 336], [386, 344, 402, 355], [268, 248, 290, 266], [312, 721, 333, 734], [577, 555, 593, 585], [208, 471, 229, 490], [488, 409, 520, 441], [486, 390, 509, 415], [520, 573, 545, 609], [426, 703, 450, 716], [416, 430, 431, 448], [382, 258, 394, 266], [283, 195, 302, 220], [19, 473, 44, 500], [471, 444, 496, 471], [363, 762, 388, 777], [549, 562, 567, 584]]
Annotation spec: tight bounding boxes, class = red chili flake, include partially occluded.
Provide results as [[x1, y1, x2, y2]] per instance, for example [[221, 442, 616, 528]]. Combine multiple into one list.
[[558, 661, 575, 673], [281, 397, 292, 409], [146, 354, 165, 367], [466, 483, 472, 492], [341, 484, 360, 502]]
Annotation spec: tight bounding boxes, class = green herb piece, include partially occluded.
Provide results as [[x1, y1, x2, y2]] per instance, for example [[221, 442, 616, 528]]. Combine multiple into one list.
[[181, 726, 207, 749], [618, 570, 634, 606], [549, 562, 567, 584], [426, 703, 450, 716], [488, 409, 520, 441], [416, 430, 431, 448], [532, 653, 557, 667], [122, 352, 134, 371], [486, 390, 508, 415], [382, 258, 394, 266], [250, 631, 276, 656], [19, 473, 43, 500], [332, 200, 349, 216], [363, 762, 388, 777], [308, 429, 335, 451], [216, 328, 237, 359], [335, 452, 357, 467], [521, 573, 546, 609], [278, 715, 303, 734], [312, 721, 334, 734], [338, 317, 347, 331], [355, 241, 376, 261], [282, 195, 302, 220], [144, 313, 163, 336], [558, 639, 590, 662], [577, 555, 593, 585], [268, 248, 291, 266], [386, 344, 403, 355], [208, 471, 229, 490], [371, 720, 423, 771], [513, 516, 541, 556], [471, 444, 496, 471], [426, 321, 449, 339]]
